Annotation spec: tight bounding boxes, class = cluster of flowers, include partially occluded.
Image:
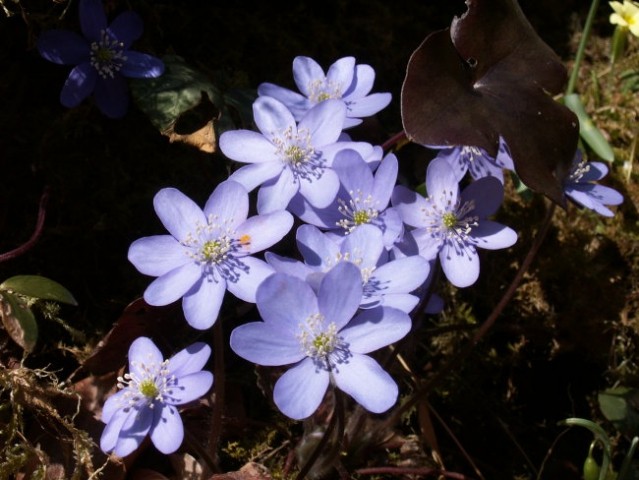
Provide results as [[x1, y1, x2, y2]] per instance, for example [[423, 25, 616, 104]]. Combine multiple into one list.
[[37, 0, 623, 459]]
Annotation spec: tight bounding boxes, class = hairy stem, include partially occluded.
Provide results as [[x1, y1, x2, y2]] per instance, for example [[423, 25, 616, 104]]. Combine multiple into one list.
[[207, 319, 226, 472], [566, 0, 599, 95]]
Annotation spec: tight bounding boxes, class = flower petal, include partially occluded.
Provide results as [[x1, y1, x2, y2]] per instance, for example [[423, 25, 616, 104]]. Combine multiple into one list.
[[317, 262, 362, 330], [255, 272, 318, 328], [182, 276, 227, 329], [293, 56, 325, 97], [230, 322, 305, 366], [333, 149, 374, 195], [229, 162, 283, 192], [298, 167, 340, 209], [150, 404, 183, 454], [265, 252, 311, 279], [100, 407, 132, 454], [340, 307, 411, 353], [121, 51, 165, 78], [439, 240, 479, 288], [79, 0, 107, 42], [273, 358, 329, 420], [60, 63, 97, 107], [426, 157, 459, 205], [461, 175, 504, 218], [128, 235, 189, 277], [371, 255, 430, 294], [325, 57, 356, 93], [296, 224, 340, 268], [144, 261, 202, 306], [93, 75, 130, 118], [128, 337, 164, 374], [168, 342, 212, 378], [341, 224, 384, 269], [372, 153, 399, 206], [470, 221, 518, 250], [300, 99, 346, 147], [347, 92, 393, 118], [153, 188, 206, 243], [37, 30, 89, 65], [114, 404, 153, 457], [257, 168, 298, 213], [220, 130, 280, 165], [225, 256, 274, 303], [108, 11, 143, 48], [101, 389, 127, 424], [391, 185, 429, 228], [203, 180, 248, 229], [410, 228, 442, 261], [169, 371, 214, 405], [235, 211, 294, 254], [257, 82, 310, 119], [333, 353, 398, 413], [253, 96, 296, 139]]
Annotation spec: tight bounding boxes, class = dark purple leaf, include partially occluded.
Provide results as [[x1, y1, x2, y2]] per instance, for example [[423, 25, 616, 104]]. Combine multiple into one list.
[[401, 0, 579, 206]]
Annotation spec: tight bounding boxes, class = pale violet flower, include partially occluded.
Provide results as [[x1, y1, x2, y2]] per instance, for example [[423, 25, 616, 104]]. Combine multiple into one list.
[[37, 0, 164, 118], [230, 262, 411, 420], [266, 224, 430, 313], [100, 337, 213, 457], [219, 96, 348, 214], [258, 56, 392, 128], [128, 181, 293, 329], [431, 137, 514, 183], [563, 151, 623, 217], [289, 149, 403, 249], [392, 157, 518, 288]]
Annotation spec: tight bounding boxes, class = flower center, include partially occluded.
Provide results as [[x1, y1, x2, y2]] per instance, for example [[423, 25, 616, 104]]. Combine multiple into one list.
[[308, 79, 343, 103], [423, 189, 479, 246], [182, 215, 251, 283], [297, 313, 350, 371], [273, 127, 325, 182], [90, 30, 127, 79], [117, 358, 178, 409], [568, 159, 591, 183], [442, 212, 458, 229], [336, 191, 380, 233]]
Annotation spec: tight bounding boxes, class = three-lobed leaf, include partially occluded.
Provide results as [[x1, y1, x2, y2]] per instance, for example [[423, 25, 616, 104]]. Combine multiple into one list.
[[401, 0, 579, 206]]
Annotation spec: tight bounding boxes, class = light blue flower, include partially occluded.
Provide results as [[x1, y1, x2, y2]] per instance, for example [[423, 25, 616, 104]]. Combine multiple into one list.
[[37, 0, 164, 118], [230, 262, 411, 420], [128, 181, 293, 329], [289, 149, 403, 249], [257, 56, 392, 128], [392, 157, 518, 288], [431, 137, 515, 183], [100, 337, 213, 457], [266, 224, 430, 313], [219, 96, 348, 213], [563, 150, 623, 217]]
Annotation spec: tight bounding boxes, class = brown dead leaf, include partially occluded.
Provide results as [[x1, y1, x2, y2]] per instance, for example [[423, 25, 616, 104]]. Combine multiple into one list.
[[167, 119, 216, 153], [208, 462, 272, 480]]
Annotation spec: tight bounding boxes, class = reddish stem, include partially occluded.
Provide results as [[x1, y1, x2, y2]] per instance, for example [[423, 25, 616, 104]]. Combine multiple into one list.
[[0, 187, 50, 263]]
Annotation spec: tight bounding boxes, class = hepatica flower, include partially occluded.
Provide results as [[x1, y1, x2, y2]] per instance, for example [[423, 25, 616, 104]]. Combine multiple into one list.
[[432, 137, 515, 183], [219, 96, 346, 213], [100, 337, 213, 457], [128, 182, 293, 329], [257, 56, 392, 128], [392, 157, 518, 288], [37, 0, 164, 118], [230, 262, 411, 420], [563, 151, 623, 217], [267, 224, 430, 313], [289, 149, 403, 248]]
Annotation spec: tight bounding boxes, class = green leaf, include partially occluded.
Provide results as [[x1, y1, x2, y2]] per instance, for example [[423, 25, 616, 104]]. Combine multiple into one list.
[[0, 291, 38, 352], [130, 54, 224, 133], [0, 275, 77, 305], [598, 387, 639, 435], [563, 93, 615, 163]]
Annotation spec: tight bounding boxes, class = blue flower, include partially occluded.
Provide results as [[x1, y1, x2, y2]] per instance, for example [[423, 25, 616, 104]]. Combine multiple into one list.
[[392, 157, 518, 288], [563, 150, 623, 217], [128, 181, 293, 329], [219, 96, 349, 214], [289, 149, 403, 249], [266, 223, 430, 313], [37, 0, 164, 118], [431, 137, 515, 183], [257, 56, 392, 128], [230, 262, 411, 420], [100, 337, 213, 457]]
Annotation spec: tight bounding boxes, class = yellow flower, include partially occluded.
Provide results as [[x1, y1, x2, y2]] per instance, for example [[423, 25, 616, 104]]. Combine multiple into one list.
[[610, 1, 639, 37]]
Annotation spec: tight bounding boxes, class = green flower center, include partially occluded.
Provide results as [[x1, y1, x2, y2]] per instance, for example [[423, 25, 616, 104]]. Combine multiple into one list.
[[352, 210, 371, 225], [201, 238, 230, 262], [442, 212, 458, 229], [285, 145, 309, 165], [138, 378, 159, 398]]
